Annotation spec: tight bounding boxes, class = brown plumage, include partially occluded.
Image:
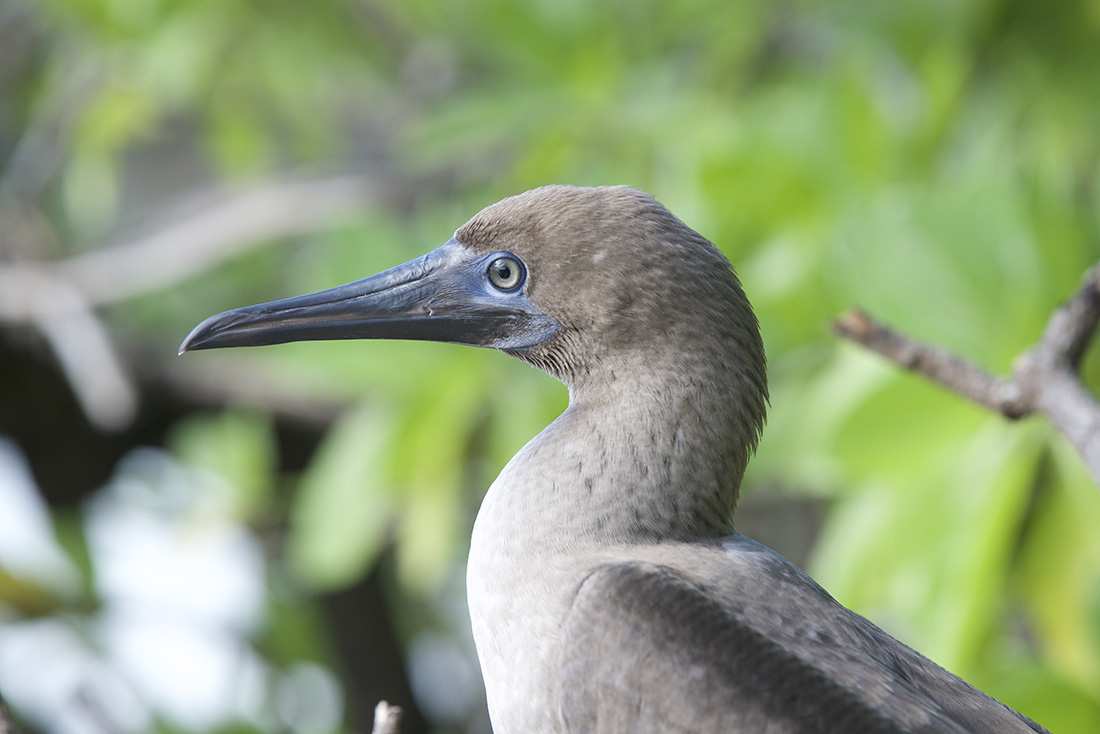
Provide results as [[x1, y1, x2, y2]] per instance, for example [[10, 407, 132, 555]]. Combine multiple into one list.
[[181, 185, 1048, 734]]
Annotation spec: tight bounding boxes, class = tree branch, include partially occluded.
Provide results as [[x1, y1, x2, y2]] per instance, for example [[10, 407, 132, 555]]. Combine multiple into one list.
[[59, 174, 389, 306], [834, 260, 1100, 487], [1032, 261, 1100, 369], [370, 700, 403, 734], [0, 173, 397, 431], [833, 309, 1024, 416]]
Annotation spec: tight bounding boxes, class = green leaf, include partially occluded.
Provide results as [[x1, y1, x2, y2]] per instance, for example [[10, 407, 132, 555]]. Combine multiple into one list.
[[168, 409, 277, 520], [1016, 438, 1100, 695], [288, 402, 396, 591], [812, 417, 1045, 673], [387, 351, 489, 591]]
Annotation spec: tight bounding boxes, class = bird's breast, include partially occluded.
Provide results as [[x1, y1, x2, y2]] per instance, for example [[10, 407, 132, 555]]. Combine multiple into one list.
[[467, 509, 590, 733]]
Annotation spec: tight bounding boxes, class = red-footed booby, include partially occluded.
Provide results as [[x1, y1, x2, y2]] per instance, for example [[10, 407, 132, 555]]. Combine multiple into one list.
[[181, 185, 1048, 733]]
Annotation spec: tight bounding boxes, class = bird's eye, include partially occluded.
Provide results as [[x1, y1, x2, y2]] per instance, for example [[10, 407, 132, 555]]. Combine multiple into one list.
[[487, 255, 524, 291]]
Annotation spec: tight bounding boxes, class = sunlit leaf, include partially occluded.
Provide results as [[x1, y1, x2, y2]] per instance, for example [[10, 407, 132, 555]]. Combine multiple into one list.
[[288, 402, 397, 591], [1016, 438, 1100, 693], [168, 409, 277, 520]]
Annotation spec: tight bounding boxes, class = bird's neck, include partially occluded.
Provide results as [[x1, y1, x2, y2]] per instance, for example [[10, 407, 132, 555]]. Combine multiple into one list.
[[581, 356, 756, 541], [482, 348, 763, 550]]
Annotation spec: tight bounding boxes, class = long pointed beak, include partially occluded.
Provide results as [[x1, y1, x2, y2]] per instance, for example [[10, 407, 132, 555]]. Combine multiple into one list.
[[179, 240, 560, 355]]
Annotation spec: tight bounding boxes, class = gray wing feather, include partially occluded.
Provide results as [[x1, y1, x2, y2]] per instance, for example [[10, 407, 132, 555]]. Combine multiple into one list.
[[558, 561, 1047, 734]]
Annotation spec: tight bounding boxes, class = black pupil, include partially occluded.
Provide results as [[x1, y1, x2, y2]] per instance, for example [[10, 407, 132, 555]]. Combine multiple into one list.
[[490, 258, 520, 289]]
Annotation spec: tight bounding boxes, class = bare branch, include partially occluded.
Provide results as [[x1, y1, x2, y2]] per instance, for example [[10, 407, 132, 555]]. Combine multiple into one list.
[[0, 268, 138, 430], [834, 260, 1100, 489], [1032, 262, 1100, 369], [1022, 364, 1100, 479], [34, 291, 139, 431], [1011, 263, 1100, 479], [0, 173, 395, 323], [832, 309, 1024, 417], [60, 174, 387, 305], [0, 172, 396, 431], [371, 701, 404, 734]]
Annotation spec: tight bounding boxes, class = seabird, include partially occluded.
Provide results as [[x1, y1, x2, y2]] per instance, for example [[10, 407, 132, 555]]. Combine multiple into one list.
[[181, 185, 1048, 733]]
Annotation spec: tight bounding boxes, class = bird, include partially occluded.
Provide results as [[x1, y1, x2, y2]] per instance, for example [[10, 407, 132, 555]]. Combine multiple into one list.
[[181, 185, 1049, 733]]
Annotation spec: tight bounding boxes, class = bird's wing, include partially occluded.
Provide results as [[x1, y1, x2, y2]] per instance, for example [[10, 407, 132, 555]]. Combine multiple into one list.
[[558, 558, 1047, 734]]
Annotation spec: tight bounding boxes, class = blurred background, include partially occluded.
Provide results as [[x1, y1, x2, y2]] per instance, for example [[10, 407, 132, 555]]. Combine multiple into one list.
[[1, 0, 1099, 731]]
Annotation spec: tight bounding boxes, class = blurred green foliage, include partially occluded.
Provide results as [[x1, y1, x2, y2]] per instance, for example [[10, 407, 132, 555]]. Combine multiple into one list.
[[3, 0, 1100, 731]]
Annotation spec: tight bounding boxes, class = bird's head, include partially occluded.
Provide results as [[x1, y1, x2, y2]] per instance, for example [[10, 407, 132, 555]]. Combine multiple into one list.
[[181, 185, 766, 412]]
